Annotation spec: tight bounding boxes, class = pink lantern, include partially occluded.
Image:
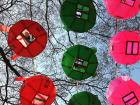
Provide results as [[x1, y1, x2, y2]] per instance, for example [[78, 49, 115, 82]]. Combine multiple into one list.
[[106, 76, 140, 105], [110, 31, 140, 65], [104, 0, 140, 19]]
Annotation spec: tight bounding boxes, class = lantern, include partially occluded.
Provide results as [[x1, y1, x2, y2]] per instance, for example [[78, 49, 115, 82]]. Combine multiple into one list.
[[110, 31, 140, 65], [104, 0, 140, 19], [106, 76, 140, 105], [62, 45, 98, 80], [60, 0, 96, 33], [19, 75, 56, 105], [8, 20, 48, 58], [68, 91, 101, 105]]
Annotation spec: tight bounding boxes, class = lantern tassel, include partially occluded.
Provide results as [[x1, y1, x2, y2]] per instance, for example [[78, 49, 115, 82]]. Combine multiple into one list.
[[0, 24, 10, 33]]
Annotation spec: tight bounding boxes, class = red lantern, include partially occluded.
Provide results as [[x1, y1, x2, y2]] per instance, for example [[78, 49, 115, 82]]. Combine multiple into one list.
[[106, 76, 140, 105], [8, 20, 48, 58], [104, 0, 140, 19], [19, 75, 56, 105], [110, 31, 140, 65]]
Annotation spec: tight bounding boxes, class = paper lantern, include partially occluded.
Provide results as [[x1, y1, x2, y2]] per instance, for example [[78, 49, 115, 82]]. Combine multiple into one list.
[[8, 20, 48, 58], [110, 31, 140, 65], [106, 76, 140, 105], [19, 75, 56, 105], [62, 45, 98, 80], [104, 0, 140, 19], [68, 91, 101, 105], [60, 0, 96, 32]]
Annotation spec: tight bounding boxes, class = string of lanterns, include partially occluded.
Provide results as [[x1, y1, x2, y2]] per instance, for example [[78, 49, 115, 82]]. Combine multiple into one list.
[[0, 0, 140, 105]]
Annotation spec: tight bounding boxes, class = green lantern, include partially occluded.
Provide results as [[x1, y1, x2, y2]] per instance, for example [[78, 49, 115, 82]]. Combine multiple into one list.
[[68, 91, 101, 105], [62, 45, 98, 80], [60, 0, 96, 33]]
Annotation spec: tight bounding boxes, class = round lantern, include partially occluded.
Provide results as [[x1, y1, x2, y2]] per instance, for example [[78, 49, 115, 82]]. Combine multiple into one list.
[[104, 0, 140, 19], [110, 31, 140, 65], [62, 45, 98, 80], [19, 75, 56, 105], [8, 20, 48, 58], [106, 76, 140, 105], [60, 0, 96, 32], [68, 91, 101, 105]]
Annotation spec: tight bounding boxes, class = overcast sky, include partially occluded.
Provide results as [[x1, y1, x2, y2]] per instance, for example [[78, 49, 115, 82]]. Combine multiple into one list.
[[131, 62, 140, 85]]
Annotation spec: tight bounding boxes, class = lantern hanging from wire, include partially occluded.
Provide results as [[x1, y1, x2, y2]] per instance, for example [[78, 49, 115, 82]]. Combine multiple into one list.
[[62, 45, 98, 80], [104, 0, 140, 19], [60, 0, 97, 32], [8, 20, 48, 58], [110, 31, 140, 65], [18, 75, 56, 105], [68, 91, 101, 105], [106, 76, 140, 105]]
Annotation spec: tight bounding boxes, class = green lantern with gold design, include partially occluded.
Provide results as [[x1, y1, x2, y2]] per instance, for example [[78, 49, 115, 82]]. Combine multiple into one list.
[[61, 45, 98, 80], [60, 0, 96, 33], [68, 91, 101, 105]]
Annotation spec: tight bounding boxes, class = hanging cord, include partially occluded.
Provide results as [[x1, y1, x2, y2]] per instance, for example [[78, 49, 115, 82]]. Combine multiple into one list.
[[45, 0, 50, 37], [75, 32, 78, 44], [115, 63, 120, 78], [76, 81, 80, 93], [29, 0, 36, 71], [108, 19, 119, 53], [114, 19, 119, 78], [115, 19, 118, 34], [67, 31, 74, 45], [125, 64, 131, 77], [31, 58, 35, 72], [0, 47, 21, 77], [29, 0, 33, 20]]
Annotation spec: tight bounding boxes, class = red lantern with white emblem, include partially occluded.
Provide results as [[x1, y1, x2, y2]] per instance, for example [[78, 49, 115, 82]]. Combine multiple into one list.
[[8, 20, 48, 58], [19, 75, 56, 105]]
